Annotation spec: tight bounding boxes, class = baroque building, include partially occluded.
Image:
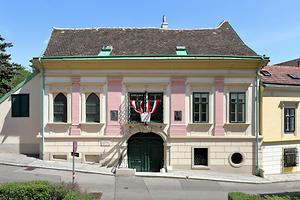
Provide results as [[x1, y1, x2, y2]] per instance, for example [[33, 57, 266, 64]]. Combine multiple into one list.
[[0, 18, 269, 174]]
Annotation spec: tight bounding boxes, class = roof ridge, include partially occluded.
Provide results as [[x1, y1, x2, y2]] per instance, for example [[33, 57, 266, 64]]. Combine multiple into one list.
[[52, 21, 229, 31]]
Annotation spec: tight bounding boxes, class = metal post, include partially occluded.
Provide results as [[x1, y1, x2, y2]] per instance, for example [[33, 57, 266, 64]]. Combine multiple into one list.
[[72, 141, 77, 184]]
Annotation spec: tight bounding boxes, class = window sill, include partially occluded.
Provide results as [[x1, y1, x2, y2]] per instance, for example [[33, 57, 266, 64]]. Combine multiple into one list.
[[283, 132, 297, 137], [79, 122, 105, 126], [224, 123, 250, 126], [188, 123, 213, 126], [192, 165, 210, 170], [47, 122, 72, 125]]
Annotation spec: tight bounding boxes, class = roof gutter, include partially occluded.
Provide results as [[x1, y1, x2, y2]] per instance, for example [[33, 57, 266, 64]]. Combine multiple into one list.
[[32, 54, 269, 61], [262, 83, 300, 88]]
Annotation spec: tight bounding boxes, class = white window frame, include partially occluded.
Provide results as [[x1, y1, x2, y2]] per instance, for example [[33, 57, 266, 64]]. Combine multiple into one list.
[[192, 146, 209, 169]]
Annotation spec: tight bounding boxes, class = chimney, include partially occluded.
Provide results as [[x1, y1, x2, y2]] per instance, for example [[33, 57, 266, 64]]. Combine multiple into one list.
[[161, 15, 168, 30]]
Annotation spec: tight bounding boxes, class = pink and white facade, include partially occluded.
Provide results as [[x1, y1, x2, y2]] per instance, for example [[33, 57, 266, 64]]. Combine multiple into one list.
[[0, 20, 269, 173]]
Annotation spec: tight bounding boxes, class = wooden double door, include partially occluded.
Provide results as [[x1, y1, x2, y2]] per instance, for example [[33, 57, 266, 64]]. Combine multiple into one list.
[[128, 132, 164, 172]]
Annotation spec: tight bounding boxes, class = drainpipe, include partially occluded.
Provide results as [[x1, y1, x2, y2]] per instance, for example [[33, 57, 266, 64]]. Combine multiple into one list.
[[255, 56, 264, 176], [255, 69, 260, 176], [39, 56, 45, 159]]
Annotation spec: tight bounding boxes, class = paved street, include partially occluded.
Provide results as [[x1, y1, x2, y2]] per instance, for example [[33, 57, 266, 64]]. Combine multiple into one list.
[[0, 164, 300, 200]]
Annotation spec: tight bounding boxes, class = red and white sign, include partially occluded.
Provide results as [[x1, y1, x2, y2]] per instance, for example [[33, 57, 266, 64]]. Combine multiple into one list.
[[73, 141, 78, 152]]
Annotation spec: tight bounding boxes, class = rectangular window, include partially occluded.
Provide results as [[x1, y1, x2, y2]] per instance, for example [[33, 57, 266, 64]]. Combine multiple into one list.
[[129, 92, 163, 123], [284, 108, 295, 133], [284, 148, 298, 167], [193, 148, 208, 166], [11, 94, 29, 117], [229, 92, 246, 123], [193, 92, 209, 123]]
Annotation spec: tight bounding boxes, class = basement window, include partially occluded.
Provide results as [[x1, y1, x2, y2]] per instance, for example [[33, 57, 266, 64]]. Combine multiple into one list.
[[193, 148, 208, 167], [284, 148, 298, 167]]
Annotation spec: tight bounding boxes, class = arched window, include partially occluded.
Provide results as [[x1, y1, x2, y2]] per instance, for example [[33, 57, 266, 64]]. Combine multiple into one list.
[[86, 93, 100, 123], [53, 93, 67, 122]]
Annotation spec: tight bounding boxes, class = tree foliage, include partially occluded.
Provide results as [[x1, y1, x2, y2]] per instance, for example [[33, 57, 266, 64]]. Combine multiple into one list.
[[10, 66, 31, 87], [0, 34, 21, 97]]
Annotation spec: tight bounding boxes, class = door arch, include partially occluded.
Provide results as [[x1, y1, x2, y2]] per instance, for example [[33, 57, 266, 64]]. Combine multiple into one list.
[[127, 132, 164, 172]]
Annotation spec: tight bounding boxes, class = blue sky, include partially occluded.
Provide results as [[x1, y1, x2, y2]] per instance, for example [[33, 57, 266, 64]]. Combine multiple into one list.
[[1, 0, 300, 68]]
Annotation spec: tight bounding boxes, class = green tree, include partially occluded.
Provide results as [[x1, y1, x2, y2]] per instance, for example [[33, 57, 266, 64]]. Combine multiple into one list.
[[10, 66, 31, 87], [0, 35, 21, 97]]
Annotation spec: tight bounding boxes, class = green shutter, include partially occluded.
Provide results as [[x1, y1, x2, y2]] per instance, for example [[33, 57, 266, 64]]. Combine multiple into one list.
[[11, 94, 29, 117]]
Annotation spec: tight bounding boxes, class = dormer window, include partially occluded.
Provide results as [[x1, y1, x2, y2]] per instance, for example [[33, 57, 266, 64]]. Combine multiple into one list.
[[287, 73, 300, 79], [260, 70, 271, 76], [176, 46, 187, 55], [99, 45, 113, 56]]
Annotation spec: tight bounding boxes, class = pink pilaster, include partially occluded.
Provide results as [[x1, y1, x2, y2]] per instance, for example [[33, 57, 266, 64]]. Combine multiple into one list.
[[170, 77, 186, 136], [70, 77, 81, 135], [214, 77, 225, 136], [106, 77, 122, 135]]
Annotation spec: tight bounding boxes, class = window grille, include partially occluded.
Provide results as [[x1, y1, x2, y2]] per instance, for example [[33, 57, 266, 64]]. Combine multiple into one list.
[[284, 148, 299, 167]]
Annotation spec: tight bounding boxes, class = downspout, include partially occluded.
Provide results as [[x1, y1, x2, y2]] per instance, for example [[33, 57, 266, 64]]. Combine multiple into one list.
[[255, 56, 264, 176], [255, 69, 260, 175], [39, 56, 45, 159]]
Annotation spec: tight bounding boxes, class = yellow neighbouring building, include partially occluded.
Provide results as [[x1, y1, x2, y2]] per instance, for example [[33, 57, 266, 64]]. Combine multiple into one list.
[[260, 62, 300, 175]]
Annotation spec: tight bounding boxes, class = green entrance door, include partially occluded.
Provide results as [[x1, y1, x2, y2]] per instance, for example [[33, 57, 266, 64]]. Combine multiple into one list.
[[127, 132, 164, 172]]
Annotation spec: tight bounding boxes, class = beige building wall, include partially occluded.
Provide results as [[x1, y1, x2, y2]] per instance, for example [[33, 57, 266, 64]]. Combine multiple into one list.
[[0, 74, 41, 154], [261, 87, 300, 174], [261, 88, 300, 142]]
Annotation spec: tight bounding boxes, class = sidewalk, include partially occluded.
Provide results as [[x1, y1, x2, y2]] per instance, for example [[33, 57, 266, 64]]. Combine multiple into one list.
[[0, 153, 114, 175], [0, 153, 299, 184]]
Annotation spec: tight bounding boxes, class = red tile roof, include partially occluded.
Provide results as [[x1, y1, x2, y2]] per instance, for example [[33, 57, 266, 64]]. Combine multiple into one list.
[[274, 58, 300, 67], [260, 65, 300, 86], [44, 21, 258, 57]]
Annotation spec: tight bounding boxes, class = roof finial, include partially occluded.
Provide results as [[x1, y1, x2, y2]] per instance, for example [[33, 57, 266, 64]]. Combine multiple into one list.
[[161, 15, 168, 30]]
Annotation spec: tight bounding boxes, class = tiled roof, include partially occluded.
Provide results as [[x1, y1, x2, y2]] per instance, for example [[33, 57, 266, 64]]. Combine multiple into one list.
[[43, 21, 258, 57], [260, 65, 300, 86], [275, 58, 300, 67]]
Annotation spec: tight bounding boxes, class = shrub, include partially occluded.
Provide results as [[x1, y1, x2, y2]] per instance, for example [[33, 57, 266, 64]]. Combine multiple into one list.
[[229, 192, 300, 200], [228, 192, 263, 200], [0, 181, 95, 200]]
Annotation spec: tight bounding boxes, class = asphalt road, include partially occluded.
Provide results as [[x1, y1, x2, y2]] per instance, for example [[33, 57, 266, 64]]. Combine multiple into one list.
[[0, 164, 299, 200]]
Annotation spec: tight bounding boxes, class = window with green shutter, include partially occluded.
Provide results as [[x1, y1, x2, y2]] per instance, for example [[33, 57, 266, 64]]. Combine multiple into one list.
[[11, 94, 29, 117], [193, 92, 209, 123], [53, 93, 67, 122], [229, 92, 246, 123], [284, 108, 295, 133], [86, 93, 100, 123]]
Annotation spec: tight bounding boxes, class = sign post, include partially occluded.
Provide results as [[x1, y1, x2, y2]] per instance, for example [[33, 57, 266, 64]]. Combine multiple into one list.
[[72, 141, 77, 184]]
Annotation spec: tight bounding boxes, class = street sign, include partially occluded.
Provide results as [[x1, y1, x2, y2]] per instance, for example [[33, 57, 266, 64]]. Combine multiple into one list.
[[71, 152, 79, 157]]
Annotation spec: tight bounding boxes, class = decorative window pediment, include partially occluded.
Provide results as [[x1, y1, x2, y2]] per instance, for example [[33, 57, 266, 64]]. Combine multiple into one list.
[[279, 101, 300, 109]]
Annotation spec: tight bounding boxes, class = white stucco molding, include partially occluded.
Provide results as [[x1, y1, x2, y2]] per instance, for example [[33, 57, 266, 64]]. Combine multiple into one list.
[[124, 123, 168, 143]]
